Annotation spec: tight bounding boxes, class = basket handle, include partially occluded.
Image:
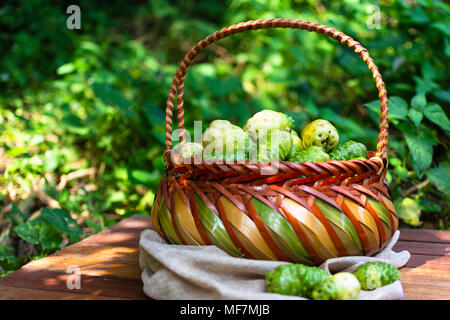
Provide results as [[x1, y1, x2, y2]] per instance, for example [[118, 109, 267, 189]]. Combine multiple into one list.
[[164, 19, 389, 159]]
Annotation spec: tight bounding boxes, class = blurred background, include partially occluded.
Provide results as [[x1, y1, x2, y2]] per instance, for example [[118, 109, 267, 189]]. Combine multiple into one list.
[[0, 0, 448, 275]]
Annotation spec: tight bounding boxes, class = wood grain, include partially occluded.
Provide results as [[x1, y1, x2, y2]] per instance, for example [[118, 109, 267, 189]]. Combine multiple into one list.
[[0, 214, 448, 300]]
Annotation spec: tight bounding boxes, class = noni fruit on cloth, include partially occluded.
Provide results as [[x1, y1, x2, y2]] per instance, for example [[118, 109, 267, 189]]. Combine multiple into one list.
[[353, 262, 401, 290], [311, 272, 361, 300], [266, 264, 330, 298]]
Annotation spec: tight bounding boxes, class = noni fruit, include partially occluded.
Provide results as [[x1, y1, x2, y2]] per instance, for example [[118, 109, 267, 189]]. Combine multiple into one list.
[[301, 119, 339, 152], [312, 272, 361, 300], [266, 264, 330, 298], [330, 140, 368, 161], [353, 262, 401, 290], [288, 145, 330, 163]]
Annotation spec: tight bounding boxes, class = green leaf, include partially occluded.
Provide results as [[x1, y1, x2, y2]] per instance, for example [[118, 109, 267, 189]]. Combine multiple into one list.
[[130, 170, 159, 186], [403, 124, 436, 177], [56, 63, 76, 75], [5, 146, 27, 157], [394, 198, 422, 227], [426, 163, 450, 195], [41, 209, 82, 242], [411, 93, 427, 111], [408, 7, 429, 24], [365, 96, 409, 122], [413, 76, 440, 94], [8, 204, 27, 225], [431, 21, 450, 37], [60, 114, 90, 136], [144, 102, 165, 125], [423, 103, 450, 131], [92, 82, 136, 120], [418, 198, 442, 213], [39, 220, 63, 249], [14, 219, 42, 244], [408, 109, 423, 127], [388, 96, 409, 120], [421, 61, 436, 80]]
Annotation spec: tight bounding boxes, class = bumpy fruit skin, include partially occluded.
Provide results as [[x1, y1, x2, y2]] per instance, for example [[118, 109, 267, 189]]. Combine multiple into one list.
[[266, 264, 330, 298], [353, 262, 401, 290], [330, 140, 368, 161], [176, 142, 203, 158], [252, 129, 293, 162], [312, 272, 361, 300], [244, 110, 294, 140], [202, 120, 251, 161], [289, 146, 330, 163], [301, 119, 339, 152], [288, 131, 303, 160]]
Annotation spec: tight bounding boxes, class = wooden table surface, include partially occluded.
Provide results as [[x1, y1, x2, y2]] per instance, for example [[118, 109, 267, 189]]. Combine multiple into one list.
[[0, 214, 449, 300]]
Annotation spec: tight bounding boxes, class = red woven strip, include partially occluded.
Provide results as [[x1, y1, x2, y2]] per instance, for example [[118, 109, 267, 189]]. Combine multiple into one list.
[[215, 197, 255, 259], [351, 184, 379, 201], [268, 185, 312, 211], [246, 200, 291, 262], [290, 173, 332, 186], [279, 204, 322, 265], [329, 185, 366, 207], [346, 170, 377, 184], [252, 170, 301, 185], [168, 192, 187, 245], [239, 185, 283, 216], [377, 193, 396, 235], [161, 176, 172, 211], [296, 185, 340, 211], [188, 191, 213, 245], [310, 202, 350, 257], [320, 172, 355, 186], [210, 182, 248, 215], [339, 200, 371, 255], [364, 197, 387, 246]]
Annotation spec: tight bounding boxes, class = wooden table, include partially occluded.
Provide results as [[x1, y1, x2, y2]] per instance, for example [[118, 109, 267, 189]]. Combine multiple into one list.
[[0, 215, 449, 300]]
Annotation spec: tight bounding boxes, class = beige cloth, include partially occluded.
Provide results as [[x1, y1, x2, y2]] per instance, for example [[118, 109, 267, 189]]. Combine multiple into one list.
[[139, 229, 410, 300]]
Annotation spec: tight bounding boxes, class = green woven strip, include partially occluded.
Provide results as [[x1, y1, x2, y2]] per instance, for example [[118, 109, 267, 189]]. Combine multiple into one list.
[[315, 199, 363, 252], [158, 200, 181, 244], [195, 195, 243, 257], [367, 198, 392, 229], [251, 198, 313, 264]]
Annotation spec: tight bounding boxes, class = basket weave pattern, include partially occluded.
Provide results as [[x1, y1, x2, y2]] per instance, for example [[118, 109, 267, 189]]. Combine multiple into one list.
[[152, 19, 398, 266]]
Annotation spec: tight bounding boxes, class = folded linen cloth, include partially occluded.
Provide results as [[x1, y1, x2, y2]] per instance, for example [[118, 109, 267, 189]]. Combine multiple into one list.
[[139, 229, 410, 300]]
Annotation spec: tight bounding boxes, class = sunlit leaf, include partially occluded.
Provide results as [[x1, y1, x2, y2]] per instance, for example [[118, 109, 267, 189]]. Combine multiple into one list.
[[395, 198, 422, 227], [423, 103, 450, 132], [41, 208, 82, 242], [408, 109, 423, 127]]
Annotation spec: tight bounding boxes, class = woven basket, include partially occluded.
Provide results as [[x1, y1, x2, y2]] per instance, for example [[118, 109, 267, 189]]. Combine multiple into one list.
[[151, 19, 398, 266]]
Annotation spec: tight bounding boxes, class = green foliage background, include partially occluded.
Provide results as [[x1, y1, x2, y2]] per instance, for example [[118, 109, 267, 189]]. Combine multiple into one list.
[[0, 0, 449, 275]]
